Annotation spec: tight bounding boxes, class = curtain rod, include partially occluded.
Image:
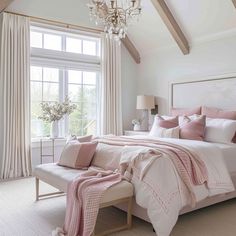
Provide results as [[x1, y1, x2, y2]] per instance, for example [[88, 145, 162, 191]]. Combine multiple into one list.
[[4, 10, 103, 34]]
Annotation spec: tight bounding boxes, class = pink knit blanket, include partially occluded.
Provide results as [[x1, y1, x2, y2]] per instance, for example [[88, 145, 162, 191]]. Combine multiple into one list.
[[97, 136, 208, 204], [53, 167, 121, 236]]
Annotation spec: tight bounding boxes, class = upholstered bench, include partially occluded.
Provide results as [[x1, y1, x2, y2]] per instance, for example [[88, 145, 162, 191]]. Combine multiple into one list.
[[34, 163, 134, 236]]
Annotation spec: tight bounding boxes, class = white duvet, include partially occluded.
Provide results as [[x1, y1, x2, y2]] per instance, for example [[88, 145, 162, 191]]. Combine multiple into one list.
[[122, 136, 235, 236]]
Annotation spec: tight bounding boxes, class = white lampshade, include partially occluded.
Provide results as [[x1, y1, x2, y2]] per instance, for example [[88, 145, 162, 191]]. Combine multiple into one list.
[[136, 95, 155, 110]]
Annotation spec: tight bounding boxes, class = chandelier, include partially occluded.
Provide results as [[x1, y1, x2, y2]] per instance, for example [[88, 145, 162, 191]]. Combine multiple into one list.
[[87, 0, 142, 40]]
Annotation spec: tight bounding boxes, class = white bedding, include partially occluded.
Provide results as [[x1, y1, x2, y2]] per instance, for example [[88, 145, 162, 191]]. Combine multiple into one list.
[[114, 135, 235, 236], [215, 143, 236, 173]]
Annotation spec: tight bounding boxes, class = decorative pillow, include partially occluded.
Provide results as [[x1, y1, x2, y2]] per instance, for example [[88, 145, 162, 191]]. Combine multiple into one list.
[[92, 143, 122, 170], [180, 115, 206, 141], [66, 134, 93, 143], [77, 135, 93, 143], [171, 107, 201, 116], [155, 115, 179, 128], [205, 118, 236, 144], [149, 126, 180, 139], [58, 141, 98, 169], [202, 106, 236, 143]]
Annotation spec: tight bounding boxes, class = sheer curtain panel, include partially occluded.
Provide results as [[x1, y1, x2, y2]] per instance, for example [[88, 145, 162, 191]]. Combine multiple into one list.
[[0, 13, 32, 179], [100, 34, 123, 135]]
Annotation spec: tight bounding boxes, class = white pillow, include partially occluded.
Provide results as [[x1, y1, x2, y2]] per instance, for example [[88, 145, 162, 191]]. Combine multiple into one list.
[[149, 126, 180, 139], [205, 118, 236, 143]]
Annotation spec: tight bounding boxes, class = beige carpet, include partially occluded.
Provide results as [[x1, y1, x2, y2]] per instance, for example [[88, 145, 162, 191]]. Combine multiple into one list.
[[0, 178, 236, 236]]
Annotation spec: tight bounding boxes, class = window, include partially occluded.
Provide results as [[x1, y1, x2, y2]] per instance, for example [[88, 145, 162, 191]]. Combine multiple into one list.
[[30, 25, 101, 138]]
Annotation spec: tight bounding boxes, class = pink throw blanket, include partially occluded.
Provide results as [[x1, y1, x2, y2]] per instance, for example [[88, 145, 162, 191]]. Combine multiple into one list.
[[98, 136, 208, 205], [53, 167, 121, 236]]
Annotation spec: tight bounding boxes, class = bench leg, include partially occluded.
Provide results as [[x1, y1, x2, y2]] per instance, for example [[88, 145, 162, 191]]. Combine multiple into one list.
[[35, 177, 65, 201], [127, 197, 133, 229], [36, 177, 39, 201], [94, 197, 133, 236]]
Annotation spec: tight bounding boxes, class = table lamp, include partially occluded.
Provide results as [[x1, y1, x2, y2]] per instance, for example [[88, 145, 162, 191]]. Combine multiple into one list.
[[136, 95, 155, 130]]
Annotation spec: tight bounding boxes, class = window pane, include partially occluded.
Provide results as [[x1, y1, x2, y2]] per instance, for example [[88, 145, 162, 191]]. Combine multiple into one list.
[[31, 81, 42, 102], [43, 82, 59, 101], [83, 86, 96, 103], [31, 102, 51, 138], [82, 119, 96, 136], [83, 72, 96, 85], [66, 37, 82, 53], [68, 84, 82, 102], [43, 68, 59, 82], [68, 70, 82, 84], [44, 34, 62, 51], [83, 40, 96, 56], [31, 66, 42, 81], [69, 104, 83, 135], [83, 102, 97, 119], [30, 31, 42, 48]]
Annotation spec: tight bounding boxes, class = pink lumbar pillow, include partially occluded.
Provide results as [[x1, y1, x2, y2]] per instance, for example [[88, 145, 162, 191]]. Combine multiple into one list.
[[202, 106, 236, 143], [58, 141, 98, 169], [180, 115, 206, 141], [171, 107, 201, 116]]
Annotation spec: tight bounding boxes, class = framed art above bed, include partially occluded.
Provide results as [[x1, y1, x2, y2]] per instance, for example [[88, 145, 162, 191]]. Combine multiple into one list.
[[170, 73, 236, 110]]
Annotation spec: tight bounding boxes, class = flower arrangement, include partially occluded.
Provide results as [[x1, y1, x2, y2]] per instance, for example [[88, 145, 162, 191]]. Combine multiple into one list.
[[38, 96, 77, 123], [132, 119, 141, 126]]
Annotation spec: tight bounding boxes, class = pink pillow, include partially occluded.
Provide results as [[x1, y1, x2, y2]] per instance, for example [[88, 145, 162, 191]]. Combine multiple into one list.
[[171, 107, 201, 116], [155, 115, 179, 128], [180, 115, 206, 141], [202, 106, 236, 143], [58, 141, 98, 169]]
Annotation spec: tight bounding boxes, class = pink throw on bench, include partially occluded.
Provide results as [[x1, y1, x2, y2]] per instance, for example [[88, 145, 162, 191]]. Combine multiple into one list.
[[53, 167, 121, 236]]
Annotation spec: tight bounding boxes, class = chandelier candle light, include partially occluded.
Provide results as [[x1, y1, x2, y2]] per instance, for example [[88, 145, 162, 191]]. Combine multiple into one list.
[[87, 0, 142, 40]]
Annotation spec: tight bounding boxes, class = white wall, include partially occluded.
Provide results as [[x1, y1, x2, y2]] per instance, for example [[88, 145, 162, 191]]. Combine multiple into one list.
[[137, 35, 236, 115]]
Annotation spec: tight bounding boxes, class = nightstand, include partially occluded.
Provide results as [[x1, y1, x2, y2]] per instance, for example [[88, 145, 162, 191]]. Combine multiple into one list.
[[124, 130, 149, 136]]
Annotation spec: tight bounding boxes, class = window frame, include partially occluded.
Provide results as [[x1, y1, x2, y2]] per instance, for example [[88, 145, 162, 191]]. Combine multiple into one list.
[[30, 23, 101, 139]]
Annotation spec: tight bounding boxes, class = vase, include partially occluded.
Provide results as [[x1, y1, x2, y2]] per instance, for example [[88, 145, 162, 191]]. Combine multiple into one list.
[[133, 124, 141, 131], [50, 120, 59, 138]]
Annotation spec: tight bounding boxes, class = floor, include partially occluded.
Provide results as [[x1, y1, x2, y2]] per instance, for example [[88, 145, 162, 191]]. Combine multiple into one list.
[[0, 178, 236, 236]]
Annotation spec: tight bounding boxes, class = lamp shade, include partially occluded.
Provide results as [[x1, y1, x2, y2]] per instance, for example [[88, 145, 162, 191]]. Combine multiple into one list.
[[136, 95, 155, 110]]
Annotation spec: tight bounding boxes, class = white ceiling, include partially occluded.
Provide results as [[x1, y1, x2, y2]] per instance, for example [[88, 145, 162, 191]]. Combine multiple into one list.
[[6, 0, 236, 56]]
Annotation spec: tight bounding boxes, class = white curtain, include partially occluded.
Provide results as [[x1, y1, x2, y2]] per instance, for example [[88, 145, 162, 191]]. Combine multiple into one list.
[[0, 13, 32, 179], [100, 34, 123, 135]]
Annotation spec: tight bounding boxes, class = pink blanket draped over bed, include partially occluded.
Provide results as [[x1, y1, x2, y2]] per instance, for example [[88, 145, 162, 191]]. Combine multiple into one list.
[[98, 136, 208, 204]]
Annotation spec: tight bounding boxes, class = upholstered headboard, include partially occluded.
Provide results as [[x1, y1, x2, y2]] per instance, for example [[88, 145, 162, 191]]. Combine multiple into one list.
[[170, 74, 236, 110]]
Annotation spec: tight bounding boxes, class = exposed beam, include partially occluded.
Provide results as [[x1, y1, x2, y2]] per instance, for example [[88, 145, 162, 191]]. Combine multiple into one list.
[[122, 36, 141, 64], [232, 0, 236, 8], [0, 0, 13, 13], [4, 10, 141, 64], [150, 0, 190, 55]]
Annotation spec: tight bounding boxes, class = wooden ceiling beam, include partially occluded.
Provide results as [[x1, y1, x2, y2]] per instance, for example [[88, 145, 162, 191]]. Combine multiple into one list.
[[122, 36, 141, 64], [150, 0, 190, 55], [232, 0, 236, 8], [0, 0, 13, 13]]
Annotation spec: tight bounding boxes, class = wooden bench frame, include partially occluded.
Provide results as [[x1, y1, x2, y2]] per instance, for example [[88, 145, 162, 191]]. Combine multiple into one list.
[[35, 177, 133, 235]]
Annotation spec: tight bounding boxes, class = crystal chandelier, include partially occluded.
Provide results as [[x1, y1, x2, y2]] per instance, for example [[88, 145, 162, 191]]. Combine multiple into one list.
[[87, 0, 142, 40]]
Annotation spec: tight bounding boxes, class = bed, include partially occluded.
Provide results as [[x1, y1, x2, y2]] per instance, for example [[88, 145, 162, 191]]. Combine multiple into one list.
[[35, 74, 236, 236], [115, 74, 236, 234]]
